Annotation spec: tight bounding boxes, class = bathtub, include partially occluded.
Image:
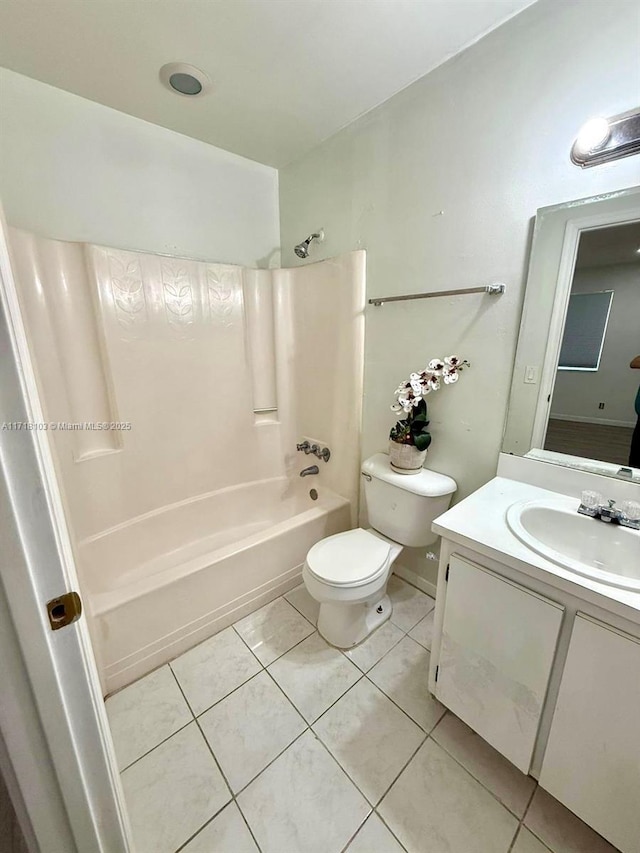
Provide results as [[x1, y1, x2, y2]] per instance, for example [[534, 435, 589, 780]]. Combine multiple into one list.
[[78, 478, 351, 694]]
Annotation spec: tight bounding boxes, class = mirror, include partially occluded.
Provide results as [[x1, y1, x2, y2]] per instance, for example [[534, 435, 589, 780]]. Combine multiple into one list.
[[503, 187, 640, 482]]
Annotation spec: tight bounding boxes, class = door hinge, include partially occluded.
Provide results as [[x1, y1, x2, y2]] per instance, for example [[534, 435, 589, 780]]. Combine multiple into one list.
[[445, 563, 450, 582], [435, 665, 439, 682], [46, 591, 82, 631]]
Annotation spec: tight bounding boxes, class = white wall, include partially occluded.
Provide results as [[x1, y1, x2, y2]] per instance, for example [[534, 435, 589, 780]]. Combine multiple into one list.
[[0, 69, 279, 267], [279, 0, 640, 584], [551, 263, 640, 426]]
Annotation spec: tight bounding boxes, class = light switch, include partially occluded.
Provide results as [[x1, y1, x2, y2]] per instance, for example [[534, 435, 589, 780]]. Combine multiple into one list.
[[524, 365, 538, 384]]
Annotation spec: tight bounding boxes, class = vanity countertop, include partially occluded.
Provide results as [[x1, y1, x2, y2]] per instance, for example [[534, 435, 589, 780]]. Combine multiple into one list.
[[433, 476, 640, 626]]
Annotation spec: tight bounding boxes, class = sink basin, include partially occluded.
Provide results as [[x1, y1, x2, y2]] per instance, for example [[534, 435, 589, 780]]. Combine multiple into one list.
[[506, 496, 640, 591]]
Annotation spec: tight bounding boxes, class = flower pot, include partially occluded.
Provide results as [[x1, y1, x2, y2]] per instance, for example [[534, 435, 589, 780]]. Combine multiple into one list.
[[388, 440, 427, 474]]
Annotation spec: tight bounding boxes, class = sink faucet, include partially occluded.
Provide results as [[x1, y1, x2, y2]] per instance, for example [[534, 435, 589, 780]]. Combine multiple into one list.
[[578, 493, 640, 530], [300, 465, 319, 477]]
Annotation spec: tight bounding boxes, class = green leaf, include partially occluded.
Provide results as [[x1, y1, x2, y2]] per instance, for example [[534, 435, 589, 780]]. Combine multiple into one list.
[[414, 432, 432, 451]]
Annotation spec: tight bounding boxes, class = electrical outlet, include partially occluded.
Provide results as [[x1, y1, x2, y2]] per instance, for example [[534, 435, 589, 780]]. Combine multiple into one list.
[[598, 402, 605, 410], [524, 366, 539, 385]]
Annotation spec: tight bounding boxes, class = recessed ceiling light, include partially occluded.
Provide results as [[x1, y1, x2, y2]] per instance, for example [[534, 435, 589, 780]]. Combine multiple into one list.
[[159, 63, 211, 97]]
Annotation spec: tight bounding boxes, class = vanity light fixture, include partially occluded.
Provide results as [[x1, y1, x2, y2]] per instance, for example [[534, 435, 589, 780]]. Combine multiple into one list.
[[159, 63, 212, 97], [571, 107, 640, 167]]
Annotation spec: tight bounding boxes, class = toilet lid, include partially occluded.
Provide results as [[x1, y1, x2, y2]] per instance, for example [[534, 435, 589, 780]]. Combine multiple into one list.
[[306, 528, 391, 586]]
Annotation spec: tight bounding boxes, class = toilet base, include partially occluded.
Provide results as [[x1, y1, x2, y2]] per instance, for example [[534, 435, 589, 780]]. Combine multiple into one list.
[[317, 594, 392, 649]]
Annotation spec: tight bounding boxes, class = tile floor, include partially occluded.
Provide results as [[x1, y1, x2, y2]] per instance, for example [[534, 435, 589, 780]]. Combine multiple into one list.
[[106, 575, 620, 853]]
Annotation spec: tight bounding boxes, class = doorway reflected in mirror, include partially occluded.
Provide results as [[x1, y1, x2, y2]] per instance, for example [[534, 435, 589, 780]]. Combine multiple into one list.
[[543, 221, 640, 467]]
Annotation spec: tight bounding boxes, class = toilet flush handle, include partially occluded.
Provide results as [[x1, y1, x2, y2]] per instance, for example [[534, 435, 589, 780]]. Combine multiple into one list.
[[362, 472, 372, 481]]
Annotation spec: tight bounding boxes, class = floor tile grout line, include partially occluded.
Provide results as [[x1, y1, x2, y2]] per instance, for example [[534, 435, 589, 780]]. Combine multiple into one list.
[[505, 784, 549, 853], [362, 670, 441, 734], [312, 710, 429, 821], [129, 668, 248, 853], [282, 587, 319, 626], [118, 717, 194, 774], [233, 726, 310, 799], [341, 624, 408, 673], [372, 807, 411, 853], [308, 678, 422, 807], [374, 732, 429, 808], [232, 595, 317, 662], [301, 727, 376, 801], [292, 670, 366, 728], [172, 800, 236, 853], [191, 710, 266, 853], [166, 666, 239, 818], [169, 657, 262, 721], [428, 722, 537, 823], [338, 813, 372, 853], [260, 664, 312, 726], [232, 613, 317, 669]]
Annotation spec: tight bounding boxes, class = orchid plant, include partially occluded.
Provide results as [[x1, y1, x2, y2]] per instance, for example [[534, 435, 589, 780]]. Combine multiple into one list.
[[390, 356, 470, 451]]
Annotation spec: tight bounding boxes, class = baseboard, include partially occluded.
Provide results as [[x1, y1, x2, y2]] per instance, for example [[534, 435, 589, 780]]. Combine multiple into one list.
[[393, 564, 437, 599], [549, 414, 635, 428]]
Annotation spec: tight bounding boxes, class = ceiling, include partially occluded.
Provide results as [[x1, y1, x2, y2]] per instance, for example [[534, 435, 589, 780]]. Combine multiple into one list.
[[0, 0, 537, 167], [576, 222, 640, 269]]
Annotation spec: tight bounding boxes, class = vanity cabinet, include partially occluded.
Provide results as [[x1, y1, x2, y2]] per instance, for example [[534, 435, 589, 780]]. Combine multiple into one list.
[[539, 614, 640, 853], [434, 555, 564, 773]]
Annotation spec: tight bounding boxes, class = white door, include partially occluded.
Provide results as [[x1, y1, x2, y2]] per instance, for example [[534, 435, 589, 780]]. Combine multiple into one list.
[[0, 209, 132, 852], [435, 555, 564, 773], [540, 614, 640, 853]]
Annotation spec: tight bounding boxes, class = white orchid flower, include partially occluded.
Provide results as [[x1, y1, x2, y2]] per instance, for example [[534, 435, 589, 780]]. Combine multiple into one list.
[[428, 359, 444, 373], [426, 374, 440, 391], [443, 369, 459, 384], [444, 355, 460, 367]]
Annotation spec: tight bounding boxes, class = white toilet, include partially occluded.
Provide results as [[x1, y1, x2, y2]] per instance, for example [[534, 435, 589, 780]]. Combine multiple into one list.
[[303, 452, 457, 648]]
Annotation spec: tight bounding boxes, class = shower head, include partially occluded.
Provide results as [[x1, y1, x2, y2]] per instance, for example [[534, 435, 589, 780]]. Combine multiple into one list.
[[294, 230, 324, 259]]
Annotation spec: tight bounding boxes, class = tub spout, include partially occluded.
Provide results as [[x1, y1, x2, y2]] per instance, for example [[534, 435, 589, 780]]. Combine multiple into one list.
[[300, 465, 319, 477]]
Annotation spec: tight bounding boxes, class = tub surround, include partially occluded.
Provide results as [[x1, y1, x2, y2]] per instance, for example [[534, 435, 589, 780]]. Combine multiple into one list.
[[429, 452, 640, 852], [8, 226, 365, 691]]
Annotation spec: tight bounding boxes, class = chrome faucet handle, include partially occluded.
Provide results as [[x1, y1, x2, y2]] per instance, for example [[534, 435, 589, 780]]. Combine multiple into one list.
[[296, 441, 311, 453], [620, 500, 640, 529], [310, 444, 319, 456], [578, 490, 602, 517], [318, 447, 331, 462], [608, 499, 616, 508]]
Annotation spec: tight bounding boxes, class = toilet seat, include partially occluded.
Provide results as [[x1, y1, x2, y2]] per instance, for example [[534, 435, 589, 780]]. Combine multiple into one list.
[[305, 528, 391, 588]]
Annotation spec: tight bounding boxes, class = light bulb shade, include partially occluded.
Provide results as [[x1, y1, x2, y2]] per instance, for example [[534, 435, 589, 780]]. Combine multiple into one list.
[[571, 107, 640, 168], [573, 117, 611, 155]]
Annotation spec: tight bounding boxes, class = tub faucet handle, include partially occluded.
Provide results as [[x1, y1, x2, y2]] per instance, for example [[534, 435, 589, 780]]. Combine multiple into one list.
[[296, 441, 311, 453]]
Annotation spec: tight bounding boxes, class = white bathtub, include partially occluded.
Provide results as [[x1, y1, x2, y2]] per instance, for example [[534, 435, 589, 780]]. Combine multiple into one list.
[[78, 478, 351, 694]]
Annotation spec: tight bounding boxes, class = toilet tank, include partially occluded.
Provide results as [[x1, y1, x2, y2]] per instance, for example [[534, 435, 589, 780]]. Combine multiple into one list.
[[362, 453, 457, 547]]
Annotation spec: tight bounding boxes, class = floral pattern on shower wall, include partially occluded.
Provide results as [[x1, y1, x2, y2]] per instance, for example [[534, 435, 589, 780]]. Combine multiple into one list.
[[9, 227, 364, 542]]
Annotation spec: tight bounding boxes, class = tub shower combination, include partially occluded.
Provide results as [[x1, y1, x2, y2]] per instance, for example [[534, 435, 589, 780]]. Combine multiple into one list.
[[9, 227, 365, 693]]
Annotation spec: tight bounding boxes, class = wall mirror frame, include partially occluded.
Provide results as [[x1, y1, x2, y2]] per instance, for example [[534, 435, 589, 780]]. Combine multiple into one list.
[[503, 185, 640, 483]]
